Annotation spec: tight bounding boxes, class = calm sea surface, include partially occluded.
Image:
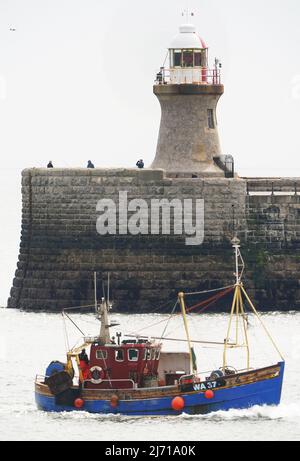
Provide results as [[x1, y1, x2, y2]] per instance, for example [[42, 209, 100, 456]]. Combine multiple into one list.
[[0, 308, 299, 441]]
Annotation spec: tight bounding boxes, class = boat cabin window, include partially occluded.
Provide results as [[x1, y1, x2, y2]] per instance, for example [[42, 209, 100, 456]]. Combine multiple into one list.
[[128, 349, 139, 362], [115, 349, 124, 362], [96, 350, 107, 360], [155, 349, 161, 360], [151, 349, 156, 360]]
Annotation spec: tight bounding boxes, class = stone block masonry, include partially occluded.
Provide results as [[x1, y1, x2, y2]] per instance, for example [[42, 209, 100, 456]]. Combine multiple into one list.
[[7, 170, 300, 312]]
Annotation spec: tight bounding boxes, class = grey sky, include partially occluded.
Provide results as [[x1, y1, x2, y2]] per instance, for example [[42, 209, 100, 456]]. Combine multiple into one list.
[[0, 0, 300, 305]]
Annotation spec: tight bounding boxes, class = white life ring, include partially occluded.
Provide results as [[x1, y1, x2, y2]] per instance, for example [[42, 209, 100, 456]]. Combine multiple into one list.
[[90, 366, 104, 385]]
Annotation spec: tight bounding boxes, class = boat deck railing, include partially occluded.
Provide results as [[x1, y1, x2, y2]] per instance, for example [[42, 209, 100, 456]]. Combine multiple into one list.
[[83, 379, 136, 390], [179, 367, 255, 384], [35, 375, 136, 390], [83, 336, 101, 344]]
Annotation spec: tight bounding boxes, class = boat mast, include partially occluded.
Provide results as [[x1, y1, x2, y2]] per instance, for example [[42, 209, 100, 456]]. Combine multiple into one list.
[[99, 298, 111, 345], [223, 237, 285, 368], [223, 237, 250, 371], [94, 272, 111, 345], [178, 292, 197, 374]]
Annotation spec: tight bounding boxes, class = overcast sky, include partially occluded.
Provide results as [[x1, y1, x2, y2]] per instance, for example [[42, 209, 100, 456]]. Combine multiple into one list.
[[0, 0, 300, 305]]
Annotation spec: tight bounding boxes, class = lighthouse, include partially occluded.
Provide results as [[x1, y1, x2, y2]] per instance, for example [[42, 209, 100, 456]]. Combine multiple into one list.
[[152, 21, 230, 177]]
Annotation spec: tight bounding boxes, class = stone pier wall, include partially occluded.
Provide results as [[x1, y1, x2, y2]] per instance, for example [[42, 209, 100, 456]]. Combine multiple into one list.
[[244, 181, 300, 309], [7, 170, 300, 312]]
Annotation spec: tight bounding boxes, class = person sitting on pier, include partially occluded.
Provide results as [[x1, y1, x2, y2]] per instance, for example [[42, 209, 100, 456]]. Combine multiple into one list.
[[136, 159, 145, 169], [87, 160, 95, 169], [47, 161, 54, 168]]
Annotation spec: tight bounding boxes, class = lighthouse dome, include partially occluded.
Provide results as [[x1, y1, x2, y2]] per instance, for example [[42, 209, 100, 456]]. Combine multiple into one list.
[[169, 23, 207, 49]]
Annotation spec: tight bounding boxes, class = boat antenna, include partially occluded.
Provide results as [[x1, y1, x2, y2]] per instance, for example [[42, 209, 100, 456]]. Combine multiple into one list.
[[230, 203, 245, 285], [107, 272, 110, 308], [94, 271, 98, 314], [232, 204, 236, 237], [102, 279, 106, 302]]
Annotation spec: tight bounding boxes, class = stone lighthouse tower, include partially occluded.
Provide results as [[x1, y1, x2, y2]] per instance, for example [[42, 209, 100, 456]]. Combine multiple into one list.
[[152, 21, 226, 176]]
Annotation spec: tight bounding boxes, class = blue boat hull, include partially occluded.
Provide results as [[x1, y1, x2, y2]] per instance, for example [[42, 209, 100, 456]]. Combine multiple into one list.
[[35, 362, 285, 416]]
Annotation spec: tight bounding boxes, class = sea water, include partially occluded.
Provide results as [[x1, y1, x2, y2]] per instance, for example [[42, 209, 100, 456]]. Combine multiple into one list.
[[0, 308, 299, 441]]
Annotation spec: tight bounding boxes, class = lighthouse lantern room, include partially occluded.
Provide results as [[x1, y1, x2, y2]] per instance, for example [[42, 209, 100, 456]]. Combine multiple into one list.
[[157, 22, 221, 86], [169, 23, 208, 85]]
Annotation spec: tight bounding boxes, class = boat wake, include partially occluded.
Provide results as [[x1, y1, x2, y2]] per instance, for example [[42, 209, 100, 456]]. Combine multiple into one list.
[[179, 402, 300, 422], [45, 402, 300, 423]]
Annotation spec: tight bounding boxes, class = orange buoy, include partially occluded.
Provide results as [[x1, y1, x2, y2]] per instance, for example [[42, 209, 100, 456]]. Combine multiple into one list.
[[110, 395, 119, 408], [171, 396, 185, 411], [204, 390, 215, 400], [74, 398, 84, 409]]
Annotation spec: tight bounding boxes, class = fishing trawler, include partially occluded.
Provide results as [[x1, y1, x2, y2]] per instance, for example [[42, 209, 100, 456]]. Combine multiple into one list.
[[35, 238, 285, 415]]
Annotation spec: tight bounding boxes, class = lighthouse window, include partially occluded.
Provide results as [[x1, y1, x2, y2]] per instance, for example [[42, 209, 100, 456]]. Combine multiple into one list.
[[194, 51, 202, 67], [208, 109, 215, 129], [128, 349, 139, 362], [174, 50, 182, 67], [183, 50, 193, 67]]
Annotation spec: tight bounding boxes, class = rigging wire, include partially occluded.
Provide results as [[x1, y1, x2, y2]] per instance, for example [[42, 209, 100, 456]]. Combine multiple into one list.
[[62, 303, 96, 311], [184, 285, 235, 297], [247, 312, 274, 365], [148, 295, 180, 314], [62, 312, 70, 353], [61, 291, 178, 316], [129, 287, 234, 338], [151, 288, 234, 342], [126, 298, 180, 336], [186, 286, 234, 315], [61, 295, 180, 350], [159, 299, 179, 342], [63, 312, 86, 336], [62, 287, 234, 356]]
